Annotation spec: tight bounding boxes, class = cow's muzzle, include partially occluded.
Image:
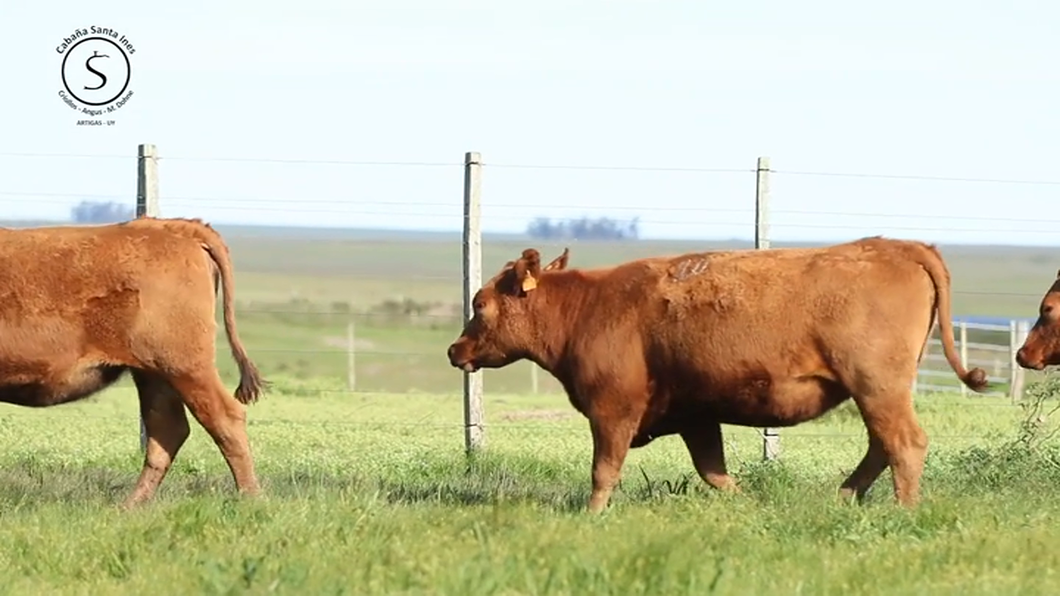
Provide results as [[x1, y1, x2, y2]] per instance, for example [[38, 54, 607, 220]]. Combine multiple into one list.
[[447, 342, 480, 373], [1015, 346, 1046, 371]]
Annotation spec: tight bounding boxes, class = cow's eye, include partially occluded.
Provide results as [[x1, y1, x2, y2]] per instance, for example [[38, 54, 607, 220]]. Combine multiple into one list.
[[474, 300, 486, 311], [1045, 305, 1055, 316]]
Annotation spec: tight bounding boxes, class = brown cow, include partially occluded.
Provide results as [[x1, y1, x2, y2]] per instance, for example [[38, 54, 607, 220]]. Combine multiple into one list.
[[447, 237, 989, 513], [0, 216, 265, 507], [1015, 269, 1060, 371]]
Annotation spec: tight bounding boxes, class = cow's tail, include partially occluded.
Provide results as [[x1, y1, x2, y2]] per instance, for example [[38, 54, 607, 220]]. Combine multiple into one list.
[[133, 216, 267, 404], [914, 243, 989, 393]]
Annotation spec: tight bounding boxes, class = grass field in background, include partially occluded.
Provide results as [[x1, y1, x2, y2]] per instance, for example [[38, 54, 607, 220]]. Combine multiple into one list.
[[1, 385, 1060, 594], [210, 226, 1059, 395]]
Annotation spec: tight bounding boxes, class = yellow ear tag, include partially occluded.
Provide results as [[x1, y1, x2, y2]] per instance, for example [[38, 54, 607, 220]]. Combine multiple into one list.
[[521, 275, 538, 292]]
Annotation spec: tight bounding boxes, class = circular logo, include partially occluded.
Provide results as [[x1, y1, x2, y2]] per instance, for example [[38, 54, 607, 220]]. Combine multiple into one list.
[[61, 37, 131, 107]]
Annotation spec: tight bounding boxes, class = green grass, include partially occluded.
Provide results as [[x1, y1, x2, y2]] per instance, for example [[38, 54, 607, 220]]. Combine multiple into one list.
[[2, 382, 1060, 594]]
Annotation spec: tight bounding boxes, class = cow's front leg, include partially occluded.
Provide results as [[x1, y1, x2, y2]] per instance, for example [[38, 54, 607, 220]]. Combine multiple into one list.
[[586, 398, 647, 514]]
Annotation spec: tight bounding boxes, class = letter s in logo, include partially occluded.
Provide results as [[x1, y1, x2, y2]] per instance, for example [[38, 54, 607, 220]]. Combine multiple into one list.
[[84, 51, 108, 91]]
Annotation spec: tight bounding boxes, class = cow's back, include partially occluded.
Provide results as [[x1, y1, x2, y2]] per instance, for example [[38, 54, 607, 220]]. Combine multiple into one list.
[[634, 239, 938, 423], [658, 241, 930, 339], [0, 225, 207, 303]]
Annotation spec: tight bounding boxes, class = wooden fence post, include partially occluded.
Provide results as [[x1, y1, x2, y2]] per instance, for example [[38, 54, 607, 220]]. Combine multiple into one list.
[[462, 151, 485, 453], [346, 318, 356, 391], [136, 143, 159, 452], [959, 321, 968, 397], [1018, 320, 1030, 399], [1009, 320, 1029, 403], [756, 157, 780, 461], [912, 334, 923, 395], [1008, 319, 1027, 403], [913, 324, 933, 395]]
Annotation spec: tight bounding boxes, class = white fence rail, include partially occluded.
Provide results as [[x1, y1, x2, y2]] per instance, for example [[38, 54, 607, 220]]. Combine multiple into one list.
[[914, 319, 1031, 402]]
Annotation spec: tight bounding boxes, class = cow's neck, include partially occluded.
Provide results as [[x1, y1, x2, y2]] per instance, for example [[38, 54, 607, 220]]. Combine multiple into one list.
[[524, 271, 589, 380]]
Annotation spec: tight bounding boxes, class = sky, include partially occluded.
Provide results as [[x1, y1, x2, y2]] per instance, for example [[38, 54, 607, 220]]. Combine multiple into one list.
[[1, 0, 1058, 246]]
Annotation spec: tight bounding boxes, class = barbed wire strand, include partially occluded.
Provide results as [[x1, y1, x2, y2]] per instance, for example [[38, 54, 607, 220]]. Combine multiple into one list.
[[3, 152, 1060, 186]]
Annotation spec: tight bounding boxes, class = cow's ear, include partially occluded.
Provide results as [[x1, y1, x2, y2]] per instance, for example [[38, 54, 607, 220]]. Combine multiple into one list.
[[512, 249, 542, 293], [543, 247, 570, 272]]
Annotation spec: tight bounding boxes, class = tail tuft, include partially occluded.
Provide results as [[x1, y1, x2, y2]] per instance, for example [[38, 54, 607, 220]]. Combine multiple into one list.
[[233, 358, 269, 405], [963, 367, 989, 393]]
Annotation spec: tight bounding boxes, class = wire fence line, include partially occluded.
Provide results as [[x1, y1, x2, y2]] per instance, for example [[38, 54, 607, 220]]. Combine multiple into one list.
[[8, 188, 1060, 229], [0, 145, 1054, 463], [2, 151, 1059, 242], [7, 192, 1060, 226], [16, 199, 1060, 234], [4, 150, 1060, 186], [4, 154, 1060, 248], [8, 203, 1060, 236]]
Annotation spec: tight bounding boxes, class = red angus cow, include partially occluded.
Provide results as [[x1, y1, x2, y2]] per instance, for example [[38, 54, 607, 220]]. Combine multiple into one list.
[[447, 237, 989, 513]]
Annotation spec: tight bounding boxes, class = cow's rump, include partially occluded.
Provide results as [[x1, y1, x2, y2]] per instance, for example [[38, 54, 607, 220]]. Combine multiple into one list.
[[0, 223, 218, 407], [0, 217, 265, 507]]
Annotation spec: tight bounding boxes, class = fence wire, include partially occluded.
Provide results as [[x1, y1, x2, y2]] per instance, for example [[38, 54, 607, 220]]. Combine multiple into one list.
[[0, 148, 1054, 460]]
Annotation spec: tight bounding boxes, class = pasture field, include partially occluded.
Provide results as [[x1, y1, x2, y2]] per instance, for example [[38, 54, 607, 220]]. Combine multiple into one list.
[[2, 223, 1060, 594], [211, 226, 1059, 395], [2, 383, 1060, 594]]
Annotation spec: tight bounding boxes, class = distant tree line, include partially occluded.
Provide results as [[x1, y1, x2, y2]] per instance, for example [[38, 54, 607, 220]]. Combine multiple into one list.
[[526, 216, 640, 241], [71, 200, 135, 224]]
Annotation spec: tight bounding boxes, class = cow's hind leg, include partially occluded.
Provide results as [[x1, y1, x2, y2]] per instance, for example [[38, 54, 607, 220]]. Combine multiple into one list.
[[849, 390, 927, 506], [679, 421, 739, 492], [837, 433, 888, 503], [123, 370, 191, 509], [166, 370, 261, 498]]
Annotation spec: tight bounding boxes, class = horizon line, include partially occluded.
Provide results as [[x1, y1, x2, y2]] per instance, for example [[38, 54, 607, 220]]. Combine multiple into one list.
[[1, 217, 1056, 251]]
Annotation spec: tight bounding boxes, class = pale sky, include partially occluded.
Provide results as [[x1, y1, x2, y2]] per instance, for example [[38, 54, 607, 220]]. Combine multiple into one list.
[[1, 1, 1057, 245]]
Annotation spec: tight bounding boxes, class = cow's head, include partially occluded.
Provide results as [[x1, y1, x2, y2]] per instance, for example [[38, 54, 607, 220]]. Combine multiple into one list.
[[447, 247, 569, 373], [1015, 270, 1060, 370]]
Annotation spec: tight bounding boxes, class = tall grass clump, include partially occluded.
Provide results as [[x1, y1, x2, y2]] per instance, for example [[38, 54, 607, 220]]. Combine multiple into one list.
[[937, 372, 1060, 496]]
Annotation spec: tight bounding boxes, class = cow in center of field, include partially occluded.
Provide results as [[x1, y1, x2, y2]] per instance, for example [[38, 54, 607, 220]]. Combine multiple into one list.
[[1015, 269, 1060, 371], [446, 237, 990, 513]]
